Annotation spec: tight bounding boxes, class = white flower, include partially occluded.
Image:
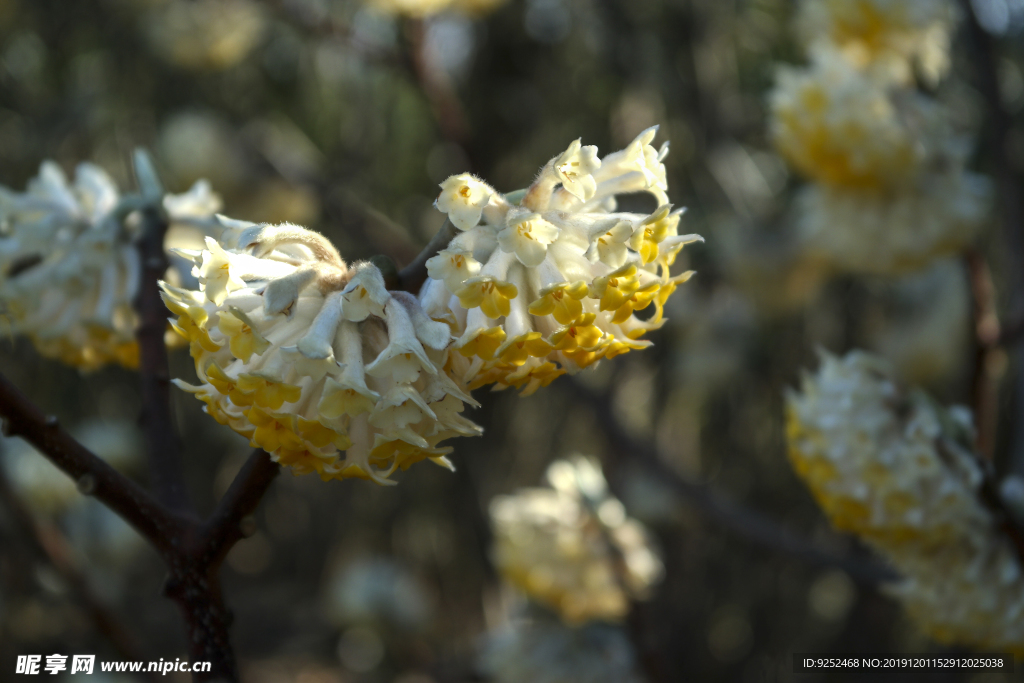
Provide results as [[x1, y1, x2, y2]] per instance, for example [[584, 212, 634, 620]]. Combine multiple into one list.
[[496, 210, 560, 267], [426, 248, 481, 293], [554, 139, 601, 201], [164, 221, 480, 485], [435, 173, 494, 231]]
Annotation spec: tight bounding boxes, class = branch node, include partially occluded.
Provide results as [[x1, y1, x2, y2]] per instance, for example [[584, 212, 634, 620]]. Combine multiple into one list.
[[239, 515, 258, 538], [76, 474, 96, 496]]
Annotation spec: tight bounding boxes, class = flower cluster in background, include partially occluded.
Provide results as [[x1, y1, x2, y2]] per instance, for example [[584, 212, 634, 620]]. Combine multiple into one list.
[[482, 456, 660, 681], [0, 162, 219, 370], [769, 0, 991, 275], [421, 129, 701, 395], [786, 351, 1024, 652]]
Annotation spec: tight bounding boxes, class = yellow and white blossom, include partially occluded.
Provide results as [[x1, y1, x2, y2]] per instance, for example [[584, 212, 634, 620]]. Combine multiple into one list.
[[489, 456, 663, 625], [419, 129, 702, 394], [163, 221, 481, 484], [769, 51, 990, 274], [797, 0, 956, 84], [0, 161, 221, 370], [787, 351, 1024, 652]]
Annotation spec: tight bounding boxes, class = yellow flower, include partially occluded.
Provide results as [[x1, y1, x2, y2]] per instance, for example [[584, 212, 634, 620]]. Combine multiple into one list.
[[628, 206, 680, 264], [528, 281, 589, 325], [216, 307, 270, 361], [455, 326, 507, 361], [496, 332, 553, 366], [455, 276, 519, 319], [588, 265, 640, 312]]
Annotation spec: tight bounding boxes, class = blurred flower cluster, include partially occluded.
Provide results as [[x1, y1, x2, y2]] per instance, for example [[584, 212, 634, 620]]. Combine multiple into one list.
[[0, 161, 220, 370], [482, 456, 660, 681], [421, 129, 701, 395], [787, 351, 1024, 652], [769, 0, 991, 275]]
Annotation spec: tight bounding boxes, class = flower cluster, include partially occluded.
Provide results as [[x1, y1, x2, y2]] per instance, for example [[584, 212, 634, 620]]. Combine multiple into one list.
[[769, 1, 990, 275], [420, 129, 701, 394], [489, 456, 663, 625], [163, 221, 481, 484], [0, 161, 220, 370], [796, 0, 956, 84], [370, 0, 507, 18], [143, 0, 266, 72], [786, 351, 1024, 651], [479, 604, 644, 683]]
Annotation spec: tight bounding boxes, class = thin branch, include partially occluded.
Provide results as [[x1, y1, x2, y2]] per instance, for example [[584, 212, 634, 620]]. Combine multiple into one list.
[[0, 458, 152, 669], [966, 250, 1004, 460], [567, 380, 898, 585], [0, 372, 187, 555], [198, 449, 280, 567], [132, 155, 188, 512], [397, 218, 459, 294], [403, 19, 470, 144]]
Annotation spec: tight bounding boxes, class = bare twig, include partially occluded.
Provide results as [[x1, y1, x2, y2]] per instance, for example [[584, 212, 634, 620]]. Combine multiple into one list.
[[132, 152, 189, 512], [567, 380, 898, 585], [958, 0, 1024, 474], [403, 19, 470, 144], [966, 250, 1004, 460], [0, 373, 186, 553], [199, 449, 280, 567]]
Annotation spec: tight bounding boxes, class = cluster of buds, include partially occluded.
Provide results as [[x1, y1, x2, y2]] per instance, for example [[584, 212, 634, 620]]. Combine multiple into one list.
[[0, 161, 219, 370], [489, 456, 663, 624], [786, 351, 1024, 651], [421, 128, 701, 394], [163, 221, 481, 484], [769, 1, 990, 275]]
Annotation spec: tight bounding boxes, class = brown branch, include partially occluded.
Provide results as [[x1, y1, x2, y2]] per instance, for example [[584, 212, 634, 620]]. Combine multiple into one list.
[[404, 19, 471, 145], [0, 457, 153, 670], [132, 162, 188, 512], [0, 372, 187, 554], [966, 250, 1004, 461], [198, 448, 280, 567], [567, 379, 898, 585]]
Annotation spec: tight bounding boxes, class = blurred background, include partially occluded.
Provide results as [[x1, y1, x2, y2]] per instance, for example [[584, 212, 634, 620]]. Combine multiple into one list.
[[0, 0, 1023, 680]]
